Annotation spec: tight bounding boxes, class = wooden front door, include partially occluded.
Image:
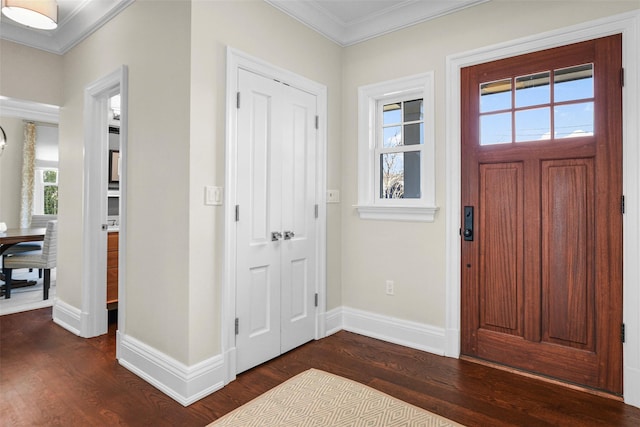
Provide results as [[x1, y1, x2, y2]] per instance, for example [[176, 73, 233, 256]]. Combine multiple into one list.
[[461, 35, 623, 394]]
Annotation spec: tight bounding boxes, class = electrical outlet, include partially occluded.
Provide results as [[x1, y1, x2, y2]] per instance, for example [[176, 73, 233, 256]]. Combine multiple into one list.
[[385, 280, 394, 296]]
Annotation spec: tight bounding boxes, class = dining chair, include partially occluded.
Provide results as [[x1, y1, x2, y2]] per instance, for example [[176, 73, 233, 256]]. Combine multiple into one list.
[[0, 215, 56, 269], [3, 220, 57, 300]]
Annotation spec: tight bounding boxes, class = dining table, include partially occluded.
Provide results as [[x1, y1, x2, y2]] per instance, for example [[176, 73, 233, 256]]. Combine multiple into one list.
[[0, 227, 46, 294]]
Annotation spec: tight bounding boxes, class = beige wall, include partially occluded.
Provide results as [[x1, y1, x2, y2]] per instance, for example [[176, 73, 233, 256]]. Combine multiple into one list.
[[340, 0, 640, 327], [188, 0, 343, 360], [0, 40, 62, 229], [0, 116, 25, 228], [2, 0, 637, 371], [55, 0, 342, 365], [0, 39, 63, 106], [58, 0, 193, 359]]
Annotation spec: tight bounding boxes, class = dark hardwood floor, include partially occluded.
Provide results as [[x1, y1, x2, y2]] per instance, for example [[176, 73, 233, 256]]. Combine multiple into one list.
[[2, 308, 640, 426]]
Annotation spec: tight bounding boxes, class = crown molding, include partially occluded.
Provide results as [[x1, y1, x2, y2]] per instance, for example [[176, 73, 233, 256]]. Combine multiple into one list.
[[265, 0, 490, 46], [0, 0, 135, 55], [0, 96, 60, 123]]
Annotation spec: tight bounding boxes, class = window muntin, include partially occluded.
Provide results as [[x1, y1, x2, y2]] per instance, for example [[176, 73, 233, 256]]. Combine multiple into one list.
[[376, 98, 424, 199], [377, 98, 424, 200], [479, 63, 594, 145]]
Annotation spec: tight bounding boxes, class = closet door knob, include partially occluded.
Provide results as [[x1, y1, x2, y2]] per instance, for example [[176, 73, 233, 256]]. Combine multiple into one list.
[[271, 231, 283, 241], [283, 231, 295, 240]]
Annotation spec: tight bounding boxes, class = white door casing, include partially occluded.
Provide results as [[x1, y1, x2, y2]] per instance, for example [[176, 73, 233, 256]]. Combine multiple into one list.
[[225, 49, 328, 380], [78, 66, 128, 340]]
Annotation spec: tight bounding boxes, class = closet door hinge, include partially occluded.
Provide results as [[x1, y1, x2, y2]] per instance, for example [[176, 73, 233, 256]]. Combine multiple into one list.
[[621, 195, 625, 214], [315, 115, 319, 129], [236, 92, 241, 109], [235, 318, 239, 335], [235, 205, 240, 222], [621, 323, 626, 343], [314, 293, 318, 307], [620, 68, 625, 87], [314, 204, 319, 219]]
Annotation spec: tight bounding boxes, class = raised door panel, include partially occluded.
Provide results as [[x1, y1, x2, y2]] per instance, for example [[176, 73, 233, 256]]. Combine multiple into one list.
[[542, 159, 595, 349], [479, 162, 523, 335], [236, 69, 282, 373], [280, 85, 316, 354]]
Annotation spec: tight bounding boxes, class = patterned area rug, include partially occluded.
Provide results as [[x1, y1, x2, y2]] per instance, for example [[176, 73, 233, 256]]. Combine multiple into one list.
[[207, 368, 464, 426]]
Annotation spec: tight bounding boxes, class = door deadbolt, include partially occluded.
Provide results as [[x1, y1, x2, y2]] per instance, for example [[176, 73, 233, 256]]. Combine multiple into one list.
[[463, 206, 474, 241]]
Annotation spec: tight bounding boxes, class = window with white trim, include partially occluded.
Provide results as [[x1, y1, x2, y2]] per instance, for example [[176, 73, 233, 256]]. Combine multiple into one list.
[[357, 73, 438, 221], [33, 168, 58, 215]]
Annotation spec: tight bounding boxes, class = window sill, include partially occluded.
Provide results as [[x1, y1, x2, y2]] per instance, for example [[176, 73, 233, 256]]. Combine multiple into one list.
[[355, 204, 439, 222]]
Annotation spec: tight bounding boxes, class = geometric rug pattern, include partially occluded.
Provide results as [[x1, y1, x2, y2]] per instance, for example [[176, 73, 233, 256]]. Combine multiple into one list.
[[207, 368, 464, 427]]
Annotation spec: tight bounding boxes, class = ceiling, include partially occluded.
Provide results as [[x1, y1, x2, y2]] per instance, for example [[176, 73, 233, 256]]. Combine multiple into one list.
[[266, 0, 489, 46], [0, 0, 135, 55], [0, 0, 488, 54]]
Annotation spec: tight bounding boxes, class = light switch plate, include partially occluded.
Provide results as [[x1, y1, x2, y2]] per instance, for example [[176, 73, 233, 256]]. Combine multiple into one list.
[[327, 189, 340, 203], [205, 186, 223, 206]]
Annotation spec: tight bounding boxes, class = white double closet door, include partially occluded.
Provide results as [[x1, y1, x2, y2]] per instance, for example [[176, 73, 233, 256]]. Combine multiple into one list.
[[235, 69, 318, 374]]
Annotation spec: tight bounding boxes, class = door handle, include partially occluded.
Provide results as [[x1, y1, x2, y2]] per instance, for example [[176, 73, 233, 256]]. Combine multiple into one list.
[[271, 231, 283, 241], [463, 206, 474, 241], [283, 231, 295, 240]]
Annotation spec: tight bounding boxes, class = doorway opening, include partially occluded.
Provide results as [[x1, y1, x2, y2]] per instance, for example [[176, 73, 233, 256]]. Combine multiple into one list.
[[80, 66, 128, 348]]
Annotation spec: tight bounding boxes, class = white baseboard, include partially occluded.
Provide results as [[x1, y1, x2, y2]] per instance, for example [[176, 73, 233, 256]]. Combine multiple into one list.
[[325, 306, 343, 336], [335, 306, 446, 356], [117, 332, 225, 406], [52, 298, 82, 336], [444, 327, 460, 358]]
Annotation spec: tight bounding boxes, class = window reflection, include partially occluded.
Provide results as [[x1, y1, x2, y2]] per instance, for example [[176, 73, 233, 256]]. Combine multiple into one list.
[[383, 103, 401, 125], [383, 126, 402, 148], [555, 102, 594, 138], [480, 79, 511, 113], [380, 152, 421, 199], [481, 112, 511, 145], [404, 99, 423, 122], [516, 107, 550, 142], [555, 64, 593, 103], [516, 72, 550, 108]]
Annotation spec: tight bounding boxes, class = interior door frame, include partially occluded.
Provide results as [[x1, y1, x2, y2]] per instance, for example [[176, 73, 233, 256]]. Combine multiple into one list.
[[445, 11, 640, 405], [223, 47, 328, 384], [78, 66, 128, 340]]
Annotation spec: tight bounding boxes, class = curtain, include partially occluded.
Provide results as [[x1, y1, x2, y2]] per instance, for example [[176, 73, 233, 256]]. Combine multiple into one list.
[[20, 122, 36, 228]]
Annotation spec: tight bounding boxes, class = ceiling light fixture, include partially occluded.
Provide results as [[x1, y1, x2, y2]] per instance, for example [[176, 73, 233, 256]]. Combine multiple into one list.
[[0, 126, 6, 156], [1, 0, 58, 30]]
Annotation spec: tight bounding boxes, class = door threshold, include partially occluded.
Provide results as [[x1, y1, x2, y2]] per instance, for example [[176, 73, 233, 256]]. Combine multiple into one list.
[[460, 355, 623, 401]]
